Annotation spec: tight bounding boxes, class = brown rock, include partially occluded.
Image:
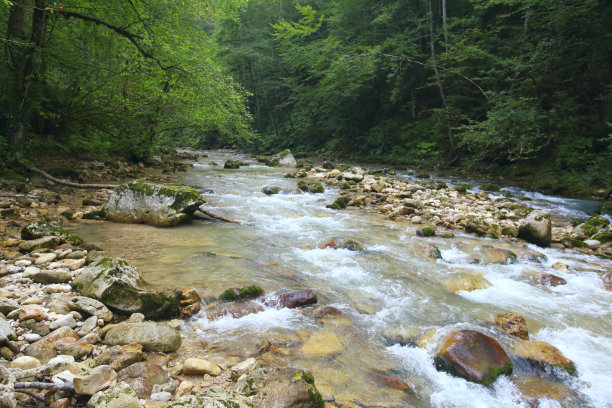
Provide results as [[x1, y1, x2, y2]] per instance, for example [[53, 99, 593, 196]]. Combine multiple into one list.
[[206, 302, 264, 320], [513, 341, 576, 376], [540, 273, 567, 287], [18, 304, 46, 321], [53, 336, 77, 351], [434, 330, 513, 386], [370, 373, 413, 393], [179, 302, 201, 319], [25, 326, 78, 362], [495, 312, 529, 340], [95, 343, 144, 371], [74, 365, 117, 396], [62, 342, 94, 359], [117, 362, 168, 399], [280, 290, 317, 309], [182, 358, 221, 376]]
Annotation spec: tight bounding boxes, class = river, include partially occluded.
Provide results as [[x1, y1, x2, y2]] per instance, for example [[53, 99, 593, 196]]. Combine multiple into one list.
[[72, 151, 612, 408]]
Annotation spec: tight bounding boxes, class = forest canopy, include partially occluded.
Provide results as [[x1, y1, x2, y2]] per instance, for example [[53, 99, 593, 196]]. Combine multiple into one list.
[[1, 0, 611, 194]]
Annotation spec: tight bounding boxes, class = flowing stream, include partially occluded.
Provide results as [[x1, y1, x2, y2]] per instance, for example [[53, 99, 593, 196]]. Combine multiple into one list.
[[72, 151, 612, 408]]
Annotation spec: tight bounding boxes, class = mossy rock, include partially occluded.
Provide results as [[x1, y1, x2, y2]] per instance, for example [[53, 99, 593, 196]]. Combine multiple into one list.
[[454, 184, 471, 193], [20, 220, 83, 244], [1, 208, 19, 218], [224, 160, 241, 169], [592, 231, 612, 243], [104, 180, 204, 227], [561, 237, 589, 248], [297, 181, 324, 193], [262, 186, 280, 195], [219, 285, 264, 302], [586, 214, 610, 228], [331, 196, 350, 210], [417, 227, 435, 237], [340, 181, 352, 190], [480, 183, 501, 192], [603, 200, 612, 215]]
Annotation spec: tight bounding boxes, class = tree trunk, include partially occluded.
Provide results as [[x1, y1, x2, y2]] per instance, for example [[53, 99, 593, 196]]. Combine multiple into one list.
[[442, 0, 449, 54], [427, 0, 454, 149]]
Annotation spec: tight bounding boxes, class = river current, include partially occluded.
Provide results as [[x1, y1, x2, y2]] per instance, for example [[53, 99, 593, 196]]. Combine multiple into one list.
[[72, 151, 612, 408]]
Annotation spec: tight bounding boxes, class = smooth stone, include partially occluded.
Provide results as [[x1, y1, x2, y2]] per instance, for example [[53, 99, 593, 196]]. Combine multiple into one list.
[[24, 333, 42, 342], [24, 326, 78, 362], [74, 365, 118, 396], [540, 273, 567, 287], [35, 253, 57, 265], [77, 316, 99, 337], [68, 296, 113, 323], [279, 290, 317, 309], [8, 356, 40, 370], [230, 358, 258, 380], [18, 305, 46, 322], [518, 210, 551, 247], [434, 330, 513, 386], [50, 314, 77, 330], [103, 322, 181, 352], [301, 331, 344, 357], [183, 358, 221, 376], [25, 269, 71, 284]]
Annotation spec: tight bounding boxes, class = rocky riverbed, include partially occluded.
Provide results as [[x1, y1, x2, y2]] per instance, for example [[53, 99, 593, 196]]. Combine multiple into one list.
[[1, 150, 611, 407]]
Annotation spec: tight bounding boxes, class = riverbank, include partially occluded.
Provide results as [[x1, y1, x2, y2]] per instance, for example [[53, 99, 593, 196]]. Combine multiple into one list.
[[1, 150, 611, 407]]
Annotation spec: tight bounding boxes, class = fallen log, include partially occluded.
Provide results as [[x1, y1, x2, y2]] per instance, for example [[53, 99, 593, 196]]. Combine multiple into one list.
[[15, 381, 74, 392], [27, 166, 118, 189], [196, 207, 240, 224]]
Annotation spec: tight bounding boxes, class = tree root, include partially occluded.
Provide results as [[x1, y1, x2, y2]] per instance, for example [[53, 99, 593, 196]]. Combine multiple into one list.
[[195, 207, 240, 224]]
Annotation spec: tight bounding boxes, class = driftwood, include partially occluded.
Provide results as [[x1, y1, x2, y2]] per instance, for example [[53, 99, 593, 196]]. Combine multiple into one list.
[[196, 207, 240, 224], [14, 381, 74, 392], [27, 166, 118, 189]]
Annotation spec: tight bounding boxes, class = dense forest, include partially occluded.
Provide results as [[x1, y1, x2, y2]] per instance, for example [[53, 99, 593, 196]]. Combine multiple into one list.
[[1, 0, 612, 195]]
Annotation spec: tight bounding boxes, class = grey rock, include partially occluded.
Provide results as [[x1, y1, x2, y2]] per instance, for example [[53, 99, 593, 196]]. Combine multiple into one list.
[[78, 316, 99, 337], [518, 210, 552, 247], [72, 258, 180, 319], [117, 362, 168, 399], [87, 382, 141, 408], [103, 322, 181, 352], [20, 220, 82, 244], [68, 296, 113, 322], [103, 180, 204, 227], [49, 314, 77, 330], [25, 269, 71, 284], [0, 317, 16, 345], [18, 236, 60, 252], [165, 386, 253, 408], [0, 299, 19, 315]]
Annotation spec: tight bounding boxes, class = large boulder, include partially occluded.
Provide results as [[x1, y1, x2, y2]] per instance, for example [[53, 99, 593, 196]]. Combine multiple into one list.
[[72, 257, 180, 319], [104, 180, 204, 226], [20, 220, 83, 244], [271, 149, 297, 168], [513, 341, 576, 376], [518, 210, 552, 247], [103, 322, 181, 352], [87, 382, 141, 408], [434, 330, 513, 386]]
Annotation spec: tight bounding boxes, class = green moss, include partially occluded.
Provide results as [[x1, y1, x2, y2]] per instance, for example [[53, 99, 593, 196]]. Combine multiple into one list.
[[284, 173, 296, 178], [297, 181, 324, 193], [239, 285, 264, 299], [562, 237, 590, 248], [592, 231, 612, 243], [60, 211, 73, 220], [581, 224, 598, 237], [219, 288, 238, 302], [563, 363, 577, 376], [332, 196, 350, 210], [421, 227, 435, 237], [454, 184, 471, 193], [586, 214, 610, 227], [340, 181, 352, 190], [224, 160, 241, 169], [1, 208, 19, 218], [481, 361, 514, 387], [480, 183, 500, 192]]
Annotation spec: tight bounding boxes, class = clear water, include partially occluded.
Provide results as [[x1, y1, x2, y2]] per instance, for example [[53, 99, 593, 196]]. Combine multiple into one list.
[[71, 151, 612, 408]]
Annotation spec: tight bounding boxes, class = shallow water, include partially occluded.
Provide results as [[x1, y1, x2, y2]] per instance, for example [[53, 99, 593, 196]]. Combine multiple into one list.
[[71, 151, 612, 408]]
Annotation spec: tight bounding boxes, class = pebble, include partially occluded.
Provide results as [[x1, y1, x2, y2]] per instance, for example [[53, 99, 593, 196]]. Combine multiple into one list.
[[24, 333, 42, 342], [150, 391, 172, 402], [15, 260, 32, 267], [35, 253, 57, 265]]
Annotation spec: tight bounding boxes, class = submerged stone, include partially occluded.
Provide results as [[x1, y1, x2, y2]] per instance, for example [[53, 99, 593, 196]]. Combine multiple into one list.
[[104, 179, 204, 226], [434, 330, 513, 386]]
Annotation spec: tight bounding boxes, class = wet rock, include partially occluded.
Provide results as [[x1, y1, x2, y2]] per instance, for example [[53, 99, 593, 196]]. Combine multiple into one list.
[[67, 296, 113, 323], [442, 276, 491, 293], [513, 341, 576, 376], [18, 236, 61, 252], [297, 181, 325, 193], [513, 376, 577, 406], [301, 331, 343, 357], [183, 358, 221, 376], [551, 262, 568, 271], [20, 220, 82, 244], [494, 312, 529, 340], [416, 227, 435, 237], [179, 288, 201, 319], [218, 285, 264, 302], [74, 365, 118, 396], [370, 372, 413, 394], [117, 362, 168, 399], [602, 272, 612, 291], [311, 305, 344, 320], [271, 150, 297, 167], [104, 180, 204, 226], [434, 330, 513, 386], [24, 326, 78, 362], [103, 322, 181, 352], [87, 382, 141, 408], [421, 244, 442, 261], [539, 273, 567, 287], [0, 317, 16, 345], [479, 247, 517, 265], [280, 289, 317, 309], [224, 159, 241, 169], [206, 301, 264, 320], [72, 257, 180, 319], [231, 358, 258, 380], [382, 327, 419, 347], [236, 367, 324, 408], [514, 248, 547, 263], [518, 210, 552, 247], [331, 196, 351, 210], [262, 186, 281, 195], [94, 343, 143, 371]]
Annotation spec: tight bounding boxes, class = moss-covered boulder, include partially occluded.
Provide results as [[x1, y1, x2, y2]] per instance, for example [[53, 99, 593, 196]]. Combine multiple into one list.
[[20, 220, 82, 244], [270, 149, 297, 168], [219, 285, 264, 302], [518, 210, 552, 247], [297, 181, 324, 193], [72, 257, 180, 319], [104, 180, 204, 227], [224, 160, 241, 169], [434, 330, 512, 386], [331, 196, 350, 210]]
